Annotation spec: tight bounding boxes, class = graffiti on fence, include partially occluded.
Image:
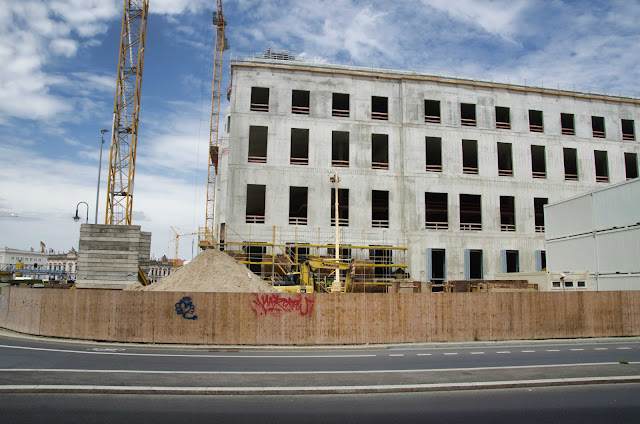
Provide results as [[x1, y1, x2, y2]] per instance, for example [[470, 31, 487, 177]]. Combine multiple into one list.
[[175, 296, 198, 320], [249, 293, 315, 317]]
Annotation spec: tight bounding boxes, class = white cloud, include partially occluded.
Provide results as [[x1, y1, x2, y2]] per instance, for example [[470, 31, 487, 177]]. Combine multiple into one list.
[[49, 38, 79, 57]]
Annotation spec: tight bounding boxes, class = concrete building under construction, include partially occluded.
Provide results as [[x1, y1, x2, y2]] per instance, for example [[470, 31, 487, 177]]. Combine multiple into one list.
[[213, 54, 640, 287]]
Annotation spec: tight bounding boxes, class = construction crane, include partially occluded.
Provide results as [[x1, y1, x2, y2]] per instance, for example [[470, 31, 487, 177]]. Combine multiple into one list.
[[105, 0, 149, 225], [200, 0, 229, 249], [170, 226, 197, 268]]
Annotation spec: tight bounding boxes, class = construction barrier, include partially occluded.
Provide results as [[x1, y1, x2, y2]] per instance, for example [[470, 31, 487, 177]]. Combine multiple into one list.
[[1, 286, 638, 345]]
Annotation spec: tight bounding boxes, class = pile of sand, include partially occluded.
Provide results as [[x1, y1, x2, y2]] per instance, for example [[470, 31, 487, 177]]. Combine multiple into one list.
[[131, 248, 277, 293]]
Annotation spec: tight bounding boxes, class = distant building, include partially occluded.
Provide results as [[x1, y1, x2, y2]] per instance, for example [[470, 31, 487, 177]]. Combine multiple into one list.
[[0, 247, 49, 271], [148, 256, 184, 284], [47, 248, 78, 280]]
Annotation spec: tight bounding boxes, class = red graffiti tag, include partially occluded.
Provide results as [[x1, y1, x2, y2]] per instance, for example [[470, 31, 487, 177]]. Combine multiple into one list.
[[249, 293, 315, 317]]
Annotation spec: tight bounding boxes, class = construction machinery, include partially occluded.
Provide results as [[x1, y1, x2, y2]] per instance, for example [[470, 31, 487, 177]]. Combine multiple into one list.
[[105, 0, 149, 225], [274, 257, 354, 294], [200, 0, 229, 249]]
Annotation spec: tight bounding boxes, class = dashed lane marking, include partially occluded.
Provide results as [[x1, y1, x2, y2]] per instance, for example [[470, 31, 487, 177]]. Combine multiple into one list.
[[570, 349, 585, 351], [521, 350, 536, 353], [389, 354, 404, 357], [443, 353, 458, 356], [595, 348, 608, 351], [417, 354, 432, 356], [546, 349, 560, 352], [470, 352, 485, 355], [496, 351, 511, 354], [617, 347, 632, 350]]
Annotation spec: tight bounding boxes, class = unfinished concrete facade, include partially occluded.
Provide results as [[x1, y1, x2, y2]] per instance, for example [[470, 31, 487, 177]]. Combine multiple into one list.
[[215, 57, 640, 283]]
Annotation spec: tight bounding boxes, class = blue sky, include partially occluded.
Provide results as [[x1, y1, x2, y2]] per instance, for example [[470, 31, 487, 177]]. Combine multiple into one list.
[[1, 0, 640, 260]]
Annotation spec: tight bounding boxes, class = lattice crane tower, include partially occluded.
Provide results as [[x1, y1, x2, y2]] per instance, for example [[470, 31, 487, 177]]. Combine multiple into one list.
[[201, 0, 229, 248], [105, 0, 149, 225]]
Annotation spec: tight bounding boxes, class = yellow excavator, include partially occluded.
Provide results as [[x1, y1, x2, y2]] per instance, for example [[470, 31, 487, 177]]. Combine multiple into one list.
[[274, 257, 354, 293]]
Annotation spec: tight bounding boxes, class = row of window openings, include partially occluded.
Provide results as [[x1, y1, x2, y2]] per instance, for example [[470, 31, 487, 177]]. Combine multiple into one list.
[[250, 87, 637, 141], [427, 249, 547, 283], [250, 127, 640, 181], [247, 185, 547, 233]]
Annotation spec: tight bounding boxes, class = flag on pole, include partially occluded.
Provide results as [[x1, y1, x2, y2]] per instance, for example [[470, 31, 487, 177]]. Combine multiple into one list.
[[40, 241, 45, 252]]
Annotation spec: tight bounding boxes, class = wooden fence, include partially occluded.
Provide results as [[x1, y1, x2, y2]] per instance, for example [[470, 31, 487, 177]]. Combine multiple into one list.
[[1, 286, 638, 345]]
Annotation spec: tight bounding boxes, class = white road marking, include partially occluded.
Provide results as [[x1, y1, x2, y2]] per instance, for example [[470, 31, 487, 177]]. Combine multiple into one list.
[[417, 353, 431, 356], [2, 362, 635, 375], [389, 354, 404, 357], [617, 347, 632, 350], [0, 344, 375, 359], [496, 351, 511, 354], [546, 349, 560, 352], [570, 349, 584, 351], [443, 353, 458, 356], [521, 350, 535, 353], [594, 348, 608, 351], [470, 352, 485, 355]]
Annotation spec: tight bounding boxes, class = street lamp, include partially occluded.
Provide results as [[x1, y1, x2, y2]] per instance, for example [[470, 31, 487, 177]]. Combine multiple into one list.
[[73, 202, 89, 224], [95, 129, 109, 224]]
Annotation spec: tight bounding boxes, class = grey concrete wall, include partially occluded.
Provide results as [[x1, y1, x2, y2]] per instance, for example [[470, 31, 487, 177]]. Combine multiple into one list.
[[76, 224, 150, 289], [217, 60, 640, 281]]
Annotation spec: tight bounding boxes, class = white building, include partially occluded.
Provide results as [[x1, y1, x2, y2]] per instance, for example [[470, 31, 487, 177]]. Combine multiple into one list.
[[545, 178, 640, 290], [46, 248, 78, 280], [215, 55, 640, 283], [0, 247, 49, 271]]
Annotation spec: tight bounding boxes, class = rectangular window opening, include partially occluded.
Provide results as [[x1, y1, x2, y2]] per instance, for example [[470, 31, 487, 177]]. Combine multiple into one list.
[[425, 137, 442, 172], [461, 103, 476, 126], [330, 188, 349, 227], [291, 90, 310, 115], [372, 134, 389, 170], [290, 128, 309, 165], [531, 145, 546, 179], [332, 131, 349, 167], [244, 245, 265, 274], [429, 249, 446, 284], [372, 190, 389, 228], [534, 197, 548, 233], [497, 142, 513, 176], [462, 139, 478, 174], [495, 106, 511, 129], [248, 126, 268, 163], [372, 96, 388, 120], [592, 116, 605, 138], [622, 119, 635, 141], [561, 113, 575, 135], [332, 93, 350, 117], [577, 280, 586, 288], [529, 110, 544, 132], [499, 196, 515, 232], [594, 150, 609, 183], [468, 250, 483, 280], [504, 250, 519, 273], [460, 194, 482, 231], [563, 147, 579, 181], [250, 87, 269, 112], [370, 248, 393, 279], [625, 152, 639, 180], [246, 184, 266, 224], [425, 192, 448, 230], [289, 186, 308, 226], [424, 100, 441, 123]]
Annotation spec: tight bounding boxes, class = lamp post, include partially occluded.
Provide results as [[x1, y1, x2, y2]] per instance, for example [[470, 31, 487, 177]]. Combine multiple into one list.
[[95, 129, 109, 224], [73, 202, 89, 224]]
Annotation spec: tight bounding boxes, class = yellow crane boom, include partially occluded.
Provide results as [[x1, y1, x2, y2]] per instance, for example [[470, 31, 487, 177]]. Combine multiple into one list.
[[201, 0, 229, 248], [105, 0, 149, 225]]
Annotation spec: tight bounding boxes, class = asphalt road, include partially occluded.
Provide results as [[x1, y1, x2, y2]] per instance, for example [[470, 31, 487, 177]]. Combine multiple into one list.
[[0, 331, 639, 393], [1, 384, 639, 424]]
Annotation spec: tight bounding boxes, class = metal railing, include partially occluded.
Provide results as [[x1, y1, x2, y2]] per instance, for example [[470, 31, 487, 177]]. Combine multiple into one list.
[[331, 218, 349, 227], [290, 157, 309, 165], [564, 173, 579, 181], [288, 217, 308, 225], [496, 122, 511, 129], [498, 169, 513, 177], [535, 225, 545, 233], [372, 219, 389, 228], [248, 156, 267, 163], [529, 124, 544, 133], [596, 175, 609, 183], [460, 223, 482, 231], [562, 127, 575, 135], [332, 109, 349, 117], [592, 130, 605, 138], [532, 171, 547, 179], [331, 159, 349, 167], [371, 111, 388, 120], [425, 164, 442, 172], [292, 106, 309, 115], [623, 133, 635, 141], [250, 103, 269, 112], [461, 118, 476, 126], [425, 221, 448, 230], [424, 115, 441, 123], [246, 215, 265, 224], [500, 224, 516, 232], [372, 161, 389, 170], [463, 166, 479, 175]]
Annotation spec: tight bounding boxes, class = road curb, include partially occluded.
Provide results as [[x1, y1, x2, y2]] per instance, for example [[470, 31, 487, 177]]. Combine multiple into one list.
[[1, 376, 639, 395]]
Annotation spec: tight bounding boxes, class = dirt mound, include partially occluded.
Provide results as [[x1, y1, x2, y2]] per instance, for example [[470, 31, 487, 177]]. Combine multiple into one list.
[[132, 248, 276, 293]]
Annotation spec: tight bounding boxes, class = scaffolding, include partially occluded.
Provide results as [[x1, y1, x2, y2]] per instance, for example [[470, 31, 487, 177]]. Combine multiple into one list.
[[218, 225, 409, 292]]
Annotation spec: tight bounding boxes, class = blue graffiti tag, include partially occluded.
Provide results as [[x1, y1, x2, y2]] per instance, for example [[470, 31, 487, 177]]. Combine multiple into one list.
[[175, 296, 198, 320]]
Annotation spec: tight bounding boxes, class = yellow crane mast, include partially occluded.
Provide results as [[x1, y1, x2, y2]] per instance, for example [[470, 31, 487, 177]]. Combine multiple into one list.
[[170, 226, 197, 268], [201, 0, 229, 248], [105, 0, 149, 225]]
